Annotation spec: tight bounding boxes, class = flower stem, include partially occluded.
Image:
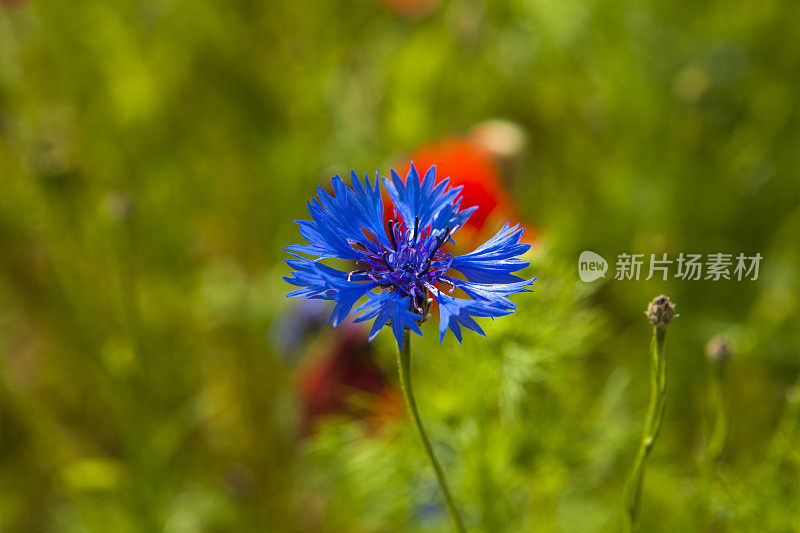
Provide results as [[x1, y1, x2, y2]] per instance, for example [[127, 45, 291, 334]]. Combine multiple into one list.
[[396, 329, 466, 533], [623, 326, 667, 533]]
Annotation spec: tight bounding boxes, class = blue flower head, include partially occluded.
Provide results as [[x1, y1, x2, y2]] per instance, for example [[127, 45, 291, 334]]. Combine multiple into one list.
[[284, 164, 535, 349]]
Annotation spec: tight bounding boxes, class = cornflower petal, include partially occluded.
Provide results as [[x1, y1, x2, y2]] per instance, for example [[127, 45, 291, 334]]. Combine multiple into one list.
[[450, 222, 531, 283], [441, 276, 536, 310], [427, 285, 513, 343], [383, 163, 477, 234], [354, 292, 423, 349]]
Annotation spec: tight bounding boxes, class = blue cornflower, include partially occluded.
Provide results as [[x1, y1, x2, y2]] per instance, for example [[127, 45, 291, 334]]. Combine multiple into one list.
[[284, 164, 535, 349]]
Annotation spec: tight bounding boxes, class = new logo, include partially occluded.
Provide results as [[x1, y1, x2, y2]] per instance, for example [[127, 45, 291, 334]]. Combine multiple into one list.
[[578, 251, 608, 282]]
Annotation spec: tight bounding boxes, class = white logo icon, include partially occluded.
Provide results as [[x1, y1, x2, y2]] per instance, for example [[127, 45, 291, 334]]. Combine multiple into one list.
[[579, 251, 608, 282]]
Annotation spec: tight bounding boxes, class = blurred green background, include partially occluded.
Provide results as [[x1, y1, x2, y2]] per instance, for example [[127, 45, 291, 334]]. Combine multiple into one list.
[[1, 0, 799, 531]]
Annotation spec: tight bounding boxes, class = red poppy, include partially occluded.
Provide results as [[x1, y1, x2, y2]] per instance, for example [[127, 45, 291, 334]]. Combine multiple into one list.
[[391, 138, 515, 236]]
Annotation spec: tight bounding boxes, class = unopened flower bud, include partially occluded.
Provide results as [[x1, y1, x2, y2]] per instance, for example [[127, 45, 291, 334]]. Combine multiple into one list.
[[646, 294, 676, 327], [705, 335, 732, 365]]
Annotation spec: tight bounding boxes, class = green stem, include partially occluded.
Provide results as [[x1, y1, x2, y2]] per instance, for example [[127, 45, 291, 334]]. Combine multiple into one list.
[[623, 326, 667, 533], [704, 363, 728, 466], [698, 361, 728, 527], [396, 329, 466, 533]]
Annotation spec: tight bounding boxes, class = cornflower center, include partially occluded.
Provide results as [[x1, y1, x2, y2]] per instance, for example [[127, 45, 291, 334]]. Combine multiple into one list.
[[347, 216, 454, 315]]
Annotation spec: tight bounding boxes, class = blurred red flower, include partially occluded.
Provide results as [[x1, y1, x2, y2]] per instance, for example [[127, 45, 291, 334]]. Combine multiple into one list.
[[392, 138, 516, 235], [297, 328, 400, 435]]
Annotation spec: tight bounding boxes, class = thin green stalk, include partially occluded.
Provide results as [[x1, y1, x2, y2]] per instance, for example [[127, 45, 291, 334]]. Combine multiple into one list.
[[698, 360, 728, 527], [396, 329, 466, 533], [704, 363, 728, 466], [623, 326, 667, 533]]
